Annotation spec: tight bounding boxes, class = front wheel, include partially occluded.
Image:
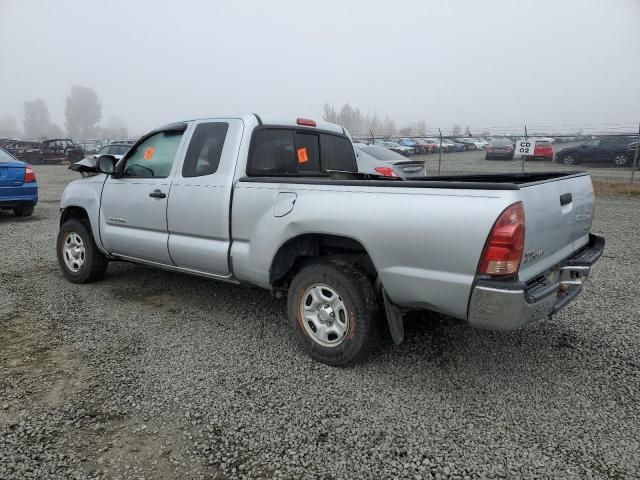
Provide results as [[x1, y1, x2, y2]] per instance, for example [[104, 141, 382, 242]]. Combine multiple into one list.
[[562, 154, 577, 166], [287, 259, 379, 366], [57, 219, 108, 283]]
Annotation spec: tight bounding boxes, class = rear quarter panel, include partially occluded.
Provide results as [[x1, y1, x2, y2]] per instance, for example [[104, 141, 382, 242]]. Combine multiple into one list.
[[231, 182, 517, 320]]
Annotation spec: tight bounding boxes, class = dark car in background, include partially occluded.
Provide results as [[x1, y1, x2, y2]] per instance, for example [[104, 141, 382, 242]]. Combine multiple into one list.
[[555, 136, 635, 167], [441, 138, 466, 152], [485, 138, 515, 160]]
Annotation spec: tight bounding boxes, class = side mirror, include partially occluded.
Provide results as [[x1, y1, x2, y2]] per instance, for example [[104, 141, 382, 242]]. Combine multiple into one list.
[[98, 155, 117, 175]]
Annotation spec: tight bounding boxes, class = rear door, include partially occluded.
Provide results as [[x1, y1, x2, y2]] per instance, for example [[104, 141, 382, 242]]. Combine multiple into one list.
[[517, 174, 594, 281], [166, 119, 243, 275], [99, 125, 187, 264]]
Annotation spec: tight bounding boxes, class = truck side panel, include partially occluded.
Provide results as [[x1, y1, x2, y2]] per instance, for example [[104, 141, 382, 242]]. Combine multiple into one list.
[[230, 181, 516, 320]]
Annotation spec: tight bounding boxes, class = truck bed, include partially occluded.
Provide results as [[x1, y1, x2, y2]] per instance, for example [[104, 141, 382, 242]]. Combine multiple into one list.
[[240, 171, 588, 190]]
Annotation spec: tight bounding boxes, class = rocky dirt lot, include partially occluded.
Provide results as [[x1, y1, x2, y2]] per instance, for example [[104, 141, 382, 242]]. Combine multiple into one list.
[[1, 166, 639, 479]]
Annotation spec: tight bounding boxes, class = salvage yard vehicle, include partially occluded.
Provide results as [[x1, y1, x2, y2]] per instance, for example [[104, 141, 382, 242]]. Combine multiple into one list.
[[57, 114, 604, 366], [555, 136, 635, 167], [485, 138, 515, 160], [0, 147, 37, 217], [40, 139, 84, 164], [354, 143, 425, 177], [527, 141, 554, 161]]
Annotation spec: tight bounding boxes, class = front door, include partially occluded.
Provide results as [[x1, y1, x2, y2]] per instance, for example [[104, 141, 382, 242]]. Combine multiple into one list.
[[99, 127, 186, 264]]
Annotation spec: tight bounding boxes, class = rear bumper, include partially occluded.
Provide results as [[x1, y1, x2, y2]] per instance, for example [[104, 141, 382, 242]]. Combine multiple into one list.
[[0, 184, 38, 208], [467, 234, 604, 330]]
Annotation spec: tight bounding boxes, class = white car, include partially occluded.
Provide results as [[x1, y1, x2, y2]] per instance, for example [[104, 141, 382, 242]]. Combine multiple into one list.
[[353, 143, 425, 177]]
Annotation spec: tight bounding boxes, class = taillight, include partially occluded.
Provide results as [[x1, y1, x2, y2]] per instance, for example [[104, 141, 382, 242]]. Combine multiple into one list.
[[374, 167, 398, 177], [24, 165, 36, 183], [478, 201, 525, 276]]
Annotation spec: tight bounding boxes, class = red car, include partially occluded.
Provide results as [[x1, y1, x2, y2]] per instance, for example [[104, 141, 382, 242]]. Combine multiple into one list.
[[529, 141, 554, 161]]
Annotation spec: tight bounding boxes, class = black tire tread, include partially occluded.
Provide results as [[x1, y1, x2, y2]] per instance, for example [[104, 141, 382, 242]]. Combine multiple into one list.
[[57, 219, 108, 283], [287, 257, 379, 366]]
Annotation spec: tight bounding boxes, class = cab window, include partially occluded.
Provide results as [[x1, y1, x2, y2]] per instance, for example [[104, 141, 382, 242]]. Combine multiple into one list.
[[122, 131, 183, 178]]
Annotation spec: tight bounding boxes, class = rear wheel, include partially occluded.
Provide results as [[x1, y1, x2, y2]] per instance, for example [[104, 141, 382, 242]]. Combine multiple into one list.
[[562, 154, 577, 166], [287, 259, 379, 366], [613, 153, 629, 167], [57, 219, 108, 283], [13, 205, 34, 217]]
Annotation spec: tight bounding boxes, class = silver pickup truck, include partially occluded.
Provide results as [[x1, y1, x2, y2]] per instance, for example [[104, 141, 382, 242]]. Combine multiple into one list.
[[58, 114, 604, 365]]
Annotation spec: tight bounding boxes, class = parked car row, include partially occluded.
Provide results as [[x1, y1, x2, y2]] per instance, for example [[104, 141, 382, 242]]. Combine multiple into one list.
[[353, 137, 493, 156], [0, 138, 85, 164]]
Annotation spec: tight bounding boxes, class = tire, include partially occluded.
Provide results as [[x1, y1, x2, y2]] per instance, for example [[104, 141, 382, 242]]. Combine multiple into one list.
[[287, 259, 379, 366], [485, 155, 492, 160], [562, 154, 577, 166], [612, 153, 629, 167], [57, 218, 108, 283], [13, 205, 34, 217]]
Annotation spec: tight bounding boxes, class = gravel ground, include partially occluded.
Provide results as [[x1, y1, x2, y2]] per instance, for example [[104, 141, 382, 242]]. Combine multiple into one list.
[[1, 165, 639, 479]]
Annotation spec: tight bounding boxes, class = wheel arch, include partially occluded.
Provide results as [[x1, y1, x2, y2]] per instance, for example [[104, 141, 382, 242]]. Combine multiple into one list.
[[269, 233, 378, 289], [60, 205, 90, 227]]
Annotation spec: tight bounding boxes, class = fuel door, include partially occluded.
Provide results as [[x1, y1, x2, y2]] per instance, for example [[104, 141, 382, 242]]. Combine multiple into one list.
[[273, 192, 297, 217]]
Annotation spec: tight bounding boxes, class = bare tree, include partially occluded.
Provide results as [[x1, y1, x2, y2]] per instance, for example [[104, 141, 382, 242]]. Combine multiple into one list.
[[464, 125, 472, 136], [0, 115, 20, 138], [100, 115, 129, 139], [322, 103, 338, 123], [451, 124, 462, 136], [45, 123, 65, 138], [65, 85, 102, 140], [23, 99, 51, 139], [415, 120, 427, 136]]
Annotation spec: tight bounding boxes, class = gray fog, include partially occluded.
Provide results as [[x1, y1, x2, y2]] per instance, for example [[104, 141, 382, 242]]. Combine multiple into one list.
[[1, 0, 639, 135]]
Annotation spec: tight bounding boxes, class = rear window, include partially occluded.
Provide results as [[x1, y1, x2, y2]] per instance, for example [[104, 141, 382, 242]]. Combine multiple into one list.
[[0, 148, 15, 162], [490, 138, 512, 146], [321, 134, 357, 171], [358, 145, 405, 161], [247, 128, 356, 176]]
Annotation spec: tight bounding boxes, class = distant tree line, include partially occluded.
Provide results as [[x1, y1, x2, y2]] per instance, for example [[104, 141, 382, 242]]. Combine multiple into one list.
[[322, 103, 432, 138], [0, 85, 128, 141]]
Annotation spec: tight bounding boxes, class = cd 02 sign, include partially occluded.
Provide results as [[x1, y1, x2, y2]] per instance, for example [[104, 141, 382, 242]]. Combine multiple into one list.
[[517, 139, 536, 155]]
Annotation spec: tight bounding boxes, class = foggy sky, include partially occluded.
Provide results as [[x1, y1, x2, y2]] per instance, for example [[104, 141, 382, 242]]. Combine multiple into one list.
[[1, 0, 639, 135]]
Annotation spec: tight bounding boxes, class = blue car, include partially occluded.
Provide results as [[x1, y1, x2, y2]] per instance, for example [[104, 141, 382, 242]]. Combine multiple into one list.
[[0, 147, 38, 217]]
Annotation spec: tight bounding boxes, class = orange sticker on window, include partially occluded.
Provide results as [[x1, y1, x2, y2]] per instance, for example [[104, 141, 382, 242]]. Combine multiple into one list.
[[297, 147, 308, 164], [143, 147, 155, 160]]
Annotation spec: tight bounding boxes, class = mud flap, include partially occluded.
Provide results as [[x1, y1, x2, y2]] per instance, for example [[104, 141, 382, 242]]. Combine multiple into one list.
[[382, 288, 404, 345]]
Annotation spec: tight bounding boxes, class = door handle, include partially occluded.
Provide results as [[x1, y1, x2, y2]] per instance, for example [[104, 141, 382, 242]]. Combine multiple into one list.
[[149, 190, 166, 199]]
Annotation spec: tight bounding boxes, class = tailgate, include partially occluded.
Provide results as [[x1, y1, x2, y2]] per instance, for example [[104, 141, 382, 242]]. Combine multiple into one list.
[[0, 161, 25, 187], [518, 174, 593, 281]]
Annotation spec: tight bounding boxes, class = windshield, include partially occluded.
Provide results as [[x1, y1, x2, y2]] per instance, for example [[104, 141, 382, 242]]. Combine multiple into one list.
[[358, 145, 406, 161]]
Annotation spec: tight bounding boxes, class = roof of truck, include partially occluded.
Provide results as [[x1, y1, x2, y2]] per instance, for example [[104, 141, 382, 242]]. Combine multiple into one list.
[[183, 113, 346, 135]]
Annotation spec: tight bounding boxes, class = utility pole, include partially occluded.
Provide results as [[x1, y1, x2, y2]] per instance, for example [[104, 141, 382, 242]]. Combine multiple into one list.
[[630, 122, 639, 187], [438, 128, 443, 176]]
